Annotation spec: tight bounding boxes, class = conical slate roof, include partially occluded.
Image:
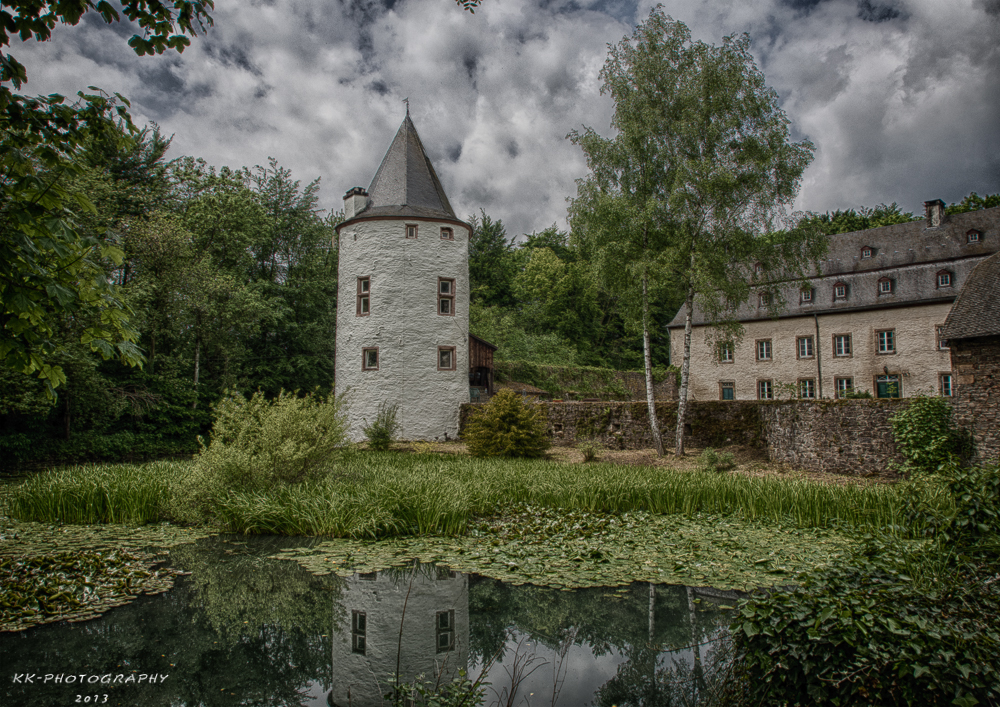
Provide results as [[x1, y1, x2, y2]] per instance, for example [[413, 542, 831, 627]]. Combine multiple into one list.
[[357, 115, 457, 221]]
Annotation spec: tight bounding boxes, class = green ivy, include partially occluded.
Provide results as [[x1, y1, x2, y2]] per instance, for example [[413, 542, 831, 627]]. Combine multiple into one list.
[[891, 396, 969, 474]]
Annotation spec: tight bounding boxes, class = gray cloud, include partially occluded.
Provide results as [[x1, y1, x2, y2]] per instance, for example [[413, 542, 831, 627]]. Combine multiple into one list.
[[11, 0, 1000, 238]]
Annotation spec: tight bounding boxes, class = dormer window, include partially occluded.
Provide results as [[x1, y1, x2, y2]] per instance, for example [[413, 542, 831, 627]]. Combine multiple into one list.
[[861, 247, 873, 259], [877, 277, 893, 295], [754, 263, 764, 276], [967, 229, 981, 244], [834, 282, 848, 300], [936, 270, 953, 288], [800, 288, 813, 304], [759, 291, 771, 307]]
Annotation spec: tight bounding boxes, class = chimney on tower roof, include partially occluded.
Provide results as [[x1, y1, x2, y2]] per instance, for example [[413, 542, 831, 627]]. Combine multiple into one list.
[[343, 187, 368, 220]]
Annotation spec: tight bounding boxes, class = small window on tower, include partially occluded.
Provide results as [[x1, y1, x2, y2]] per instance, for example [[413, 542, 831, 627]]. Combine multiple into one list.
[[438, 278, 456, 316], [362, 347, 379, 371], [357, 277, 370, 316], [440, 227, 454, 240], [406, 224, 418, 239], [438, 346, 456, 371]]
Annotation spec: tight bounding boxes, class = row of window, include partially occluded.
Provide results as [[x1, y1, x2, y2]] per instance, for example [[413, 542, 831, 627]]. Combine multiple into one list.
[[361, 346, 457, 371], [719, 327, 950, 363], [351, 609, 455, 655], [403, 224, 455, 240], [356, 276, 456, 317], [719, 374, 953, 400], [759, 271, 955, 308]]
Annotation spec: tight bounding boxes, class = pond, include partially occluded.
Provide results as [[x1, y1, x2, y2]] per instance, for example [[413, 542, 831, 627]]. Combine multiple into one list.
[[1, 535, 739, 707]]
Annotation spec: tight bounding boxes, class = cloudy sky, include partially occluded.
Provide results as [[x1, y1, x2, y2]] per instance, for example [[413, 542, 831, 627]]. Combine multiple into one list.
[[17, 0, 1000, 239]]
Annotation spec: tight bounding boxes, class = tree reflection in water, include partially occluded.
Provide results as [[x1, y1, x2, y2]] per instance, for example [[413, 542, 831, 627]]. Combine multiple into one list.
[[0, 537, 738, 707]]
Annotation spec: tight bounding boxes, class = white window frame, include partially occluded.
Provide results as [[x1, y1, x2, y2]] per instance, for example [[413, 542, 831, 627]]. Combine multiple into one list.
[[798, 379, 816, 399], [835, 377, 854, 398], [719, 342, 734, 363], [757, 380, 773, 400], [756, 339, 772, 361], [797, 336, 814, 359], [834, 334, 852, 357], [940, 373, 953, 397], [877, 329, 896, 354]]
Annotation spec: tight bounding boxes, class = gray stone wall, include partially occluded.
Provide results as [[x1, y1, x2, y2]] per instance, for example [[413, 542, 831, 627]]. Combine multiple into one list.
[[460, 399, 911, 476], [951, 336, 1000, 463]]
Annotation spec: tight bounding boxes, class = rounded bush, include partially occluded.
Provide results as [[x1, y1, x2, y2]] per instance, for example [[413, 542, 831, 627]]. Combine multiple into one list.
[[463, 389, 550, 458]]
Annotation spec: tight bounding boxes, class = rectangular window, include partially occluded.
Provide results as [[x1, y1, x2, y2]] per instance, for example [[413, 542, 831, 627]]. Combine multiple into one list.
[[937, 326, 949, 350], [756, 339, 772, 361], [438, 278, 455, 316], [759, 292, 771, 307], [438, 346, 456, 371], [876, 374, 901, 399], [352, 610, 367, 655], [878, 279, 892, 294], [357, 276, 370, 316], [440, 227, 454, 240], [877, 329, 896, 354], [720, 382, 735, 401], [800, 289, 813, 303], [362, 347, 379, 371], [834, 283, 847, 299], [968, 231, 980, 243], [937, 272, 952, 287], [940, 374, 953, 397], [834, 334, 852, 357], [798, 379, 816, 399], [797, 336, 814, 359], [719, 342, 734, 363], [757, 380, 773, 400], [406, 224, 418, 239], [436, 610, 455, 653], [835, 377, 853, 398]]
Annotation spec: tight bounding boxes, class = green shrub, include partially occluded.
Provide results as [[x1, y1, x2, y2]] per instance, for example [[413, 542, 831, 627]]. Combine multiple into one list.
[[578, 440, 602, 462], [735, 545, 1000, 706], [462, 389, 550, 458], [842, 389, 873, 399], [698, 447, 736, 472], [362, 402, 400, 451], [891, 396, 966, 474], [172, 388, 348, 523]]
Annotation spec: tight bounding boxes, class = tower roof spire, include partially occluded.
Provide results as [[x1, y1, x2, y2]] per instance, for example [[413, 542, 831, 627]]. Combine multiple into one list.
[[362, 114, 456, 221]]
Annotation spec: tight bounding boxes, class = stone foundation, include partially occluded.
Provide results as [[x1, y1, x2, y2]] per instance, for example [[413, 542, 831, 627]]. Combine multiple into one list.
[[460, 399, 910, 476]]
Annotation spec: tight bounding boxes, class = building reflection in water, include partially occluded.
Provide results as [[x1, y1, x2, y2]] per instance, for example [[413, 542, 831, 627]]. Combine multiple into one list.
[[329, 564, 469, 706]]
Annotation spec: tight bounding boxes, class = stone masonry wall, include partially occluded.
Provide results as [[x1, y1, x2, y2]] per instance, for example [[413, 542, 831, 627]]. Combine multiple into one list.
[[951, 336, 1000, 463], [460, 399, 910, 476]]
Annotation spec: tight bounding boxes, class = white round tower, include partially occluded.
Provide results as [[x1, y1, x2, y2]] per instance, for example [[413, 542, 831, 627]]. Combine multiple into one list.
[[335, 114, 470, 441]]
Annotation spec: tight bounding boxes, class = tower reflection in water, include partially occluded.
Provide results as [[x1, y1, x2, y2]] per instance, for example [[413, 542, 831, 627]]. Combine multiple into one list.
[[330, 564, 469, 706], [327, 562, 739, 707]]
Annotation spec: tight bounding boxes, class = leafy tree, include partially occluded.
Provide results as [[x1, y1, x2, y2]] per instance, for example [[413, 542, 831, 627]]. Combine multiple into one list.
[[946, 191, 1000, 214], [572, 10, 823, 456], [1, 0, 215, 393], [467, 209, 517, 308], [796, 202, 916, 235]]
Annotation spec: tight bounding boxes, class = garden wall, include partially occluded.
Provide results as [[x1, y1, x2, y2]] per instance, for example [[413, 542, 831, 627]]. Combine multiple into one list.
[[493, 361, 678, 401], [950, 336, 1000, 463], [459, 399, 909, 476]]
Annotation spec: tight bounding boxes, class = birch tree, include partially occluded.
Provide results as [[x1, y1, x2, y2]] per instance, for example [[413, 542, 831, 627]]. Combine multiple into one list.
[[570, 9, 822, 455]]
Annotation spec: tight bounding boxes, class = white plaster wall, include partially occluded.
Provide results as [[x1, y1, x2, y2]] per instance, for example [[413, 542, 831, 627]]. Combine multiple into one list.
[[335, 218, 470, 441], [330, 570, 470, 707], [671, 303, 954, 400]]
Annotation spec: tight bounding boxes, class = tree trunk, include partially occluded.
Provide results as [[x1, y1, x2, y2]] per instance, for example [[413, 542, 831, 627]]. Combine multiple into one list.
[[149, 331, 156, 374], [192, 337, 200, 410], [642, 269, 665, 456], [675, 285, 695, 456], [63, 390, 71, 441]]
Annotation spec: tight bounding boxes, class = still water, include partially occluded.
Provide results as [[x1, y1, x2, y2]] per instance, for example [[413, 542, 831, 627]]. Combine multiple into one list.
[[1, 535, 738, 707]]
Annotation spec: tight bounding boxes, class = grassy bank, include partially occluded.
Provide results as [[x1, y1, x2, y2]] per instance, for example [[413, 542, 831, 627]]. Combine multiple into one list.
[[4, 453, 905, 536]]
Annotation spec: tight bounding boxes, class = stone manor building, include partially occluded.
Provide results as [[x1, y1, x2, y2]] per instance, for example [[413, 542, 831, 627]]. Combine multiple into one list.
[[335, 114, 471, 441], [668, 200, 1000, 401]]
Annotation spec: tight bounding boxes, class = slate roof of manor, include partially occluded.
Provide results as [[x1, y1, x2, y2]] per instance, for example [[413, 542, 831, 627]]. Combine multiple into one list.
[[350, 115, 457, 223], [667, 205, 1000, 328], [942, 251, 1000, 340]]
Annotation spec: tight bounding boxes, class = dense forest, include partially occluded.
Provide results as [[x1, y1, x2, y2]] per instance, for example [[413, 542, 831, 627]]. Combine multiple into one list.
[[1, 120, 996, 467]]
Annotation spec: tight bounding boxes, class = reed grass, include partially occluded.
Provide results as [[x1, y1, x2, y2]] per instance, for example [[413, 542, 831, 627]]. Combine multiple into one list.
[[5, 454, 908, 537], [4, 462, 181, 525]]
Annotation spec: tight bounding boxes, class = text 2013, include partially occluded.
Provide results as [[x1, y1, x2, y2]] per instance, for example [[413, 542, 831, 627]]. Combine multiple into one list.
[[75, 695, 108, 703]]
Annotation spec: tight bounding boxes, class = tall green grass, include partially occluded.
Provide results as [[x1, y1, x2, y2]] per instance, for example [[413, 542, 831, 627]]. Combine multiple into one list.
[[5, 454, 908, 536], [209, 453, 906, 536], [5, 462, 182, 525]]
